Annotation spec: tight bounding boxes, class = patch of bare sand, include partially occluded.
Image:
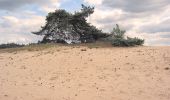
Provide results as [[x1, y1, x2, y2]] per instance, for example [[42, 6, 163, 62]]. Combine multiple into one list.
[[0, 46, 170, 100]]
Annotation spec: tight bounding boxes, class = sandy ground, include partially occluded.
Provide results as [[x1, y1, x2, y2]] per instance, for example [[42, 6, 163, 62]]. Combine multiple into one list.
[[0, 46, 170, 100]]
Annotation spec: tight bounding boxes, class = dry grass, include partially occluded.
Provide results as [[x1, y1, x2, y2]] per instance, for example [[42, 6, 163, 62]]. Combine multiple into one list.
[[0, 41, 114, 53]]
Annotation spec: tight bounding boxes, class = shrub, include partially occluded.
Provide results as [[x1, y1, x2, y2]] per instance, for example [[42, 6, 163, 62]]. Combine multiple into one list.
[[111, 24, 125, 39], [112, 37, 144, 47], [110, 24, 144, 47], [126, 37, 144, 46]]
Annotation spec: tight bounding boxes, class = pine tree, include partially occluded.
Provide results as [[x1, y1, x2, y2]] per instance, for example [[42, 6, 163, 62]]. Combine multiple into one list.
[[33, 4, 109, 44]]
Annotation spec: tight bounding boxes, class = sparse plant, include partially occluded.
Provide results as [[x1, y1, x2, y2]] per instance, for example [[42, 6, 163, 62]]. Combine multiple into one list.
[[110, 24, 144, 47], [111, 24, 125, 39]]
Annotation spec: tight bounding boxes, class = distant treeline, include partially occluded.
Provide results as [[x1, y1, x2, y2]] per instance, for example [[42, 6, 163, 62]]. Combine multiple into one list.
[[0, 43, 25, 49]]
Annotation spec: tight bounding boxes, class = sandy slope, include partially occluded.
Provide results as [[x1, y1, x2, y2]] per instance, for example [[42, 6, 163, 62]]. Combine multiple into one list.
[[0, 46, 170, 100]]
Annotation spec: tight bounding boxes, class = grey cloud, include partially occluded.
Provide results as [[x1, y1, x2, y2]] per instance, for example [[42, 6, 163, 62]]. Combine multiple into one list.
[[90, 0, 170, 34], [140, 19, 170, 33], [147, 38, 170, 46], [102, 0, 170, 13], [96, 16, 116, 24], [0, 0, 47, 10], [160, 34, 170, 38], [0, 33, 42, 44], [91, 12, 142, 32], [86, 0, 170, 45]]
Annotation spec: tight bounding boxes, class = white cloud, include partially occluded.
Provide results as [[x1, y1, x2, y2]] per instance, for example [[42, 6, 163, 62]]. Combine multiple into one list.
[[85, 0, 170, 45], [0, 0, 62, 44], [41, 0, 61, 12], [101, 0, 170, 13], [0, 0, 170, 45], [0, 0, 61, 12], [2, 16, 19, 24], [84, 0, 103, 5], [0, 15, 44, 44], [0, 33, 42, 44]]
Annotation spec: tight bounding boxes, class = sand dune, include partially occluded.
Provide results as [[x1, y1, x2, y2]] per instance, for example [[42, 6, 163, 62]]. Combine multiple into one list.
[[0, 46, 170, 100]]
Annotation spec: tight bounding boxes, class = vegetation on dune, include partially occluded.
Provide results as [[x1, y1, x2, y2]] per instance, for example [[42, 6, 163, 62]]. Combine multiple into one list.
[[33, 4, 144, 46], [33, 4, 109, 44], [110, 24, 144, 47], [0, 4, 144, 49]]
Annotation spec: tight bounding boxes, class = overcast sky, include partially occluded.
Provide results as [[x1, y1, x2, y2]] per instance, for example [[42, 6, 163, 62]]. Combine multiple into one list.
[[0, 0, 170, 45]]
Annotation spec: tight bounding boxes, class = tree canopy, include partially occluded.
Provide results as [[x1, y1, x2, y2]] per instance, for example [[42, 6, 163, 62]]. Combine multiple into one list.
[[33, 4, 109, 44], [33, 4, 144, 46]]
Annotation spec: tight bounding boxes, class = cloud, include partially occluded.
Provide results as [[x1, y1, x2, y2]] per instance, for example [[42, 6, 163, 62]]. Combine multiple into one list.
[[0, 0, 170, 45], [0, 0, 44, 10], [102, 0, 170, 13], [0, 0, 60, 12], [0, 15, 44, 44], [84, 0, 103, 5], [85, 0, 170, 45], [0, 0, 62, 44], [0, 33, 42, 44]]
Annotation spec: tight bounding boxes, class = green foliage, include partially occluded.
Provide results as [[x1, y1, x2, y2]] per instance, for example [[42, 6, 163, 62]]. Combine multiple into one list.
[[126, 37, 144, 46], [111, 24, 125, 39], [33, 4, 108, 44], [112, 38, 144, 47], [32, 4, 145, 46], [111, 24, 144, 47]]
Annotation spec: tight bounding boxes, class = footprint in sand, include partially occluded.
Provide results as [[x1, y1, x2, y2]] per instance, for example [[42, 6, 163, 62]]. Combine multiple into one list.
[[4, 94, 8, 97], [165, 67, 169, 70]]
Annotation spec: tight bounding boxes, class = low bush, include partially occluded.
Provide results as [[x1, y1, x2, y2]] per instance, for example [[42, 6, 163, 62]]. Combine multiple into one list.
[[112, 37, 144, 47], [110, 24, 144, 47]]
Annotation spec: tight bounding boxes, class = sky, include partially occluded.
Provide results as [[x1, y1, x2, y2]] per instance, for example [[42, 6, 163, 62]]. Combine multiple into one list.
[[0, 0, 170, 45]]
